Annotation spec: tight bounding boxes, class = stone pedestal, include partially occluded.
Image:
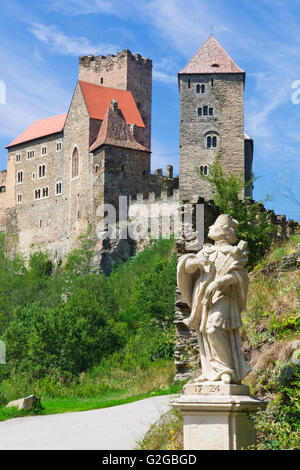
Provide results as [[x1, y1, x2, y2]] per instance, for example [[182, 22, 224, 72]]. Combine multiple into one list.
[[172, 382, 267, 450]]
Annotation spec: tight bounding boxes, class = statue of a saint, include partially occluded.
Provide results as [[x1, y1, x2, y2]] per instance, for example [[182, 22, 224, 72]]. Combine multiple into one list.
[[177, 214, 251, 384]]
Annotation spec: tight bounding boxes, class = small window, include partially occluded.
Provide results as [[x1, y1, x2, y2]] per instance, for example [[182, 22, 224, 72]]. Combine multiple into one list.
[[211, 63, 220, 68], [203, 106, 208, 116], [196, 84, 201, 93], [0, 186, 6, 193], [95, 165, 99, 173], [198, 108, 202, 116], [72, 148, 79, 178], [77, 210, 80, 220], [55, 182, 62, 195], [56, 141, 62, 152], [38, 164, 46, 178], [42, 187, 49, 198], [27, 149, 35, 159], [17, 170, 23, 184], [32, 172, 36, 180], [209, 107, 214, 116], [41, 146, 47, 156], [17, 194, 22, 203], [39, 219, 42, 228], [100, 77, 104, 84], [211, 78, 214, 87], [199, 166, 209, 176], [15, 154, 21, 163], [207, 135, 217, 149], [35, 189, 41, 200], [188, 79, 191, 89], [201, 84, 205, 93]]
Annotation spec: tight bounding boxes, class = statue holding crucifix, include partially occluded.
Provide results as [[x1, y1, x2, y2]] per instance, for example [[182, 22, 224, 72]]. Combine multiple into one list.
[[177, 214, 251, 385]]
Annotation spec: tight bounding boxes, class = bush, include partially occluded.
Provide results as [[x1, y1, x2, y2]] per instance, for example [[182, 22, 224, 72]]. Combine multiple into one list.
[[197, 155, 275, 269], [250, 362, 300, 450], [1, 236, 177, 380]]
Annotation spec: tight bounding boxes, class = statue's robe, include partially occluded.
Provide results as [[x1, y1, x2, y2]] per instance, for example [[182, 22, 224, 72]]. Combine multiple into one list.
[[177, 243, 251, 383]]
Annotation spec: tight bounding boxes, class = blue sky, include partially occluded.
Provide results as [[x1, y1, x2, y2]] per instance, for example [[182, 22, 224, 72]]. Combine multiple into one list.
[[0, 0, 300, 220]]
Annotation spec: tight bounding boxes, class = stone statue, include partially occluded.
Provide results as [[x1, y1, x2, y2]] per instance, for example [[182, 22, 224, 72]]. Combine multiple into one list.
[[177, 214, 251, 385]]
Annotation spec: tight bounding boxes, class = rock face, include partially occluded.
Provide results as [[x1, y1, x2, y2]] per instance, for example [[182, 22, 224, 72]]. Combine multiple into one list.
[[6, 395, 40, 411]]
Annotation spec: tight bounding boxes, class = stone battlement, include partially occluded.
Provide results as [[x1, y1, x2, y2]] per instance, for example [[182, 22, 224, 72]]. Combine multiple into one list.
[[129, 188, 180, 205], [79, 49, 152, 69]]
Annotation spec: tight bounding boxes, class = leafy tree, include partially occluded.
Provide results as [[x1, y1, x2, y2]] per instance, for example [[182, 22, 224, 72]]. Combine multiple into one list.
[[197, 155, 276, 269]]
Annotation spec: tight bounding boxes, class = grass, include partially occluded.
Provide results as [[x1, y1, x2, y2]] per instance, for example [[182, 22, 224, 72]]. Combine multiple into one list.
[[0, 359, 186, 422], [136, 408, 183, 450], [0, 383, 184, 422]]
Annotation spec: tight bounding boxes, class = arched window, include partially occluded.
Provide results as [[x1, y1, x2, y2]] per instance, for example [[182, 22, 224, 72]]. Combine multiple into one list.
[[72, 148, 79, 178], [17, 170, 23, 184], [207, 134, 218, 149], [38, 164, 46, 178], [196, 84, 201, 93], [201, 84, 205, 93], [0, 186, 6, 193]]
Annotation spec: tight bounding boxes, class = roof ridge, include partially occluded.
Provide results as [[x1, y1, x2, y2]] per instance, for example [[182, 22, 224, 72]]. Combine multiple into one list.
[[89, 100, 149, 153], [179, 35, 244, 75]]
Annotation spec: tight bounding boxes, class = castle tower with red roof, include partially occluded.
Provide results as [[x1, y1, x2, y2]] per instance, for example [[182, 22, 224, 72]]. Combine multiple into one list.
[[178, 35, 253, 200], [0, 49, 178, 264], [79, 50, 152, 151]]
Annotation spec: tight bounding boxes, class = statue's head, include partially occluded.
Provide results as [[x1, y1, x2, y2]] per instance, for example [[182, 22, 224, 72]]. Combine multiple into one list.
[[208, 214, 238, 245]]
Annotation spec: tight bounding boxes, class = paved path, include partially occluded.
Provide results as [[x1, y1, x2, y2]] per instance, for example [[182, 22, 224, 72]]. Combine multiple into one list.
[[0, 395, 175, 450]]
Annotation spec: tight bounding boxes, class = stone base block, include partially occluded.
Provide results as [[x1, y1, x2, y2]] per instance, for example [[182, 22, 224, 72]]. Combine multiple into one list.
[[172, 387, 267, 450]]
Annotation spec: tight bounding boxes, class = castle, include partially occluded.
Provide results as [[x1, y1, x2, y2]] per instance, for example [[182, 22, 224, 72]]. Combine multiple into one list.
[[0, 36, 253, 264]]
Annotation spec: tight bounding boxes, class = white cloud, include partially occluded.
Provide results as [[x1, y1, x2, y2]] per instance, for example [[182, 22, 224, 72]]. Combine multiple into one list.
[[153, 70, 177, 85], [28, 22, 119, 56]]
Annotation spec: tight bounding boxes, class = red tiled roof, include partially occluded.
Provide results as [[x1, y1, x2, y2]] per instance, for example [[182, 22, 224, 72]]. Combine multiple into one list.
[[179, 35, 244, 75], [90, 100, 149, 153], [79, 81, 145, 128], [6, 114, 67, 148]]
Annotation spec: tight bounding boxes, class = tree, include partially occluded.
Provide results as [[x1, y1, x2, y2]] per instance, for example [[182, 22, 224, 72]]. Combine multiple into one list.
[[197, 156, 275, 269]]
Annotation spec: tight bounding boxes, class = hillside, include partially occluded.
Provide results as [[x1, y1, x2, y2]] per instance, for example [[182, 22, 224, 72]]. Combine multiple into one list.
[[139, 234, 300, 451]]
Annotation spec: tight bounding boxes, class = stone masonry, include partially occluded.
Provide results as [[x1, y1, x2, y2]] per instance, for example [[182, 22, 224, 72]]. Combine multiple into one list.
[[179, 36, 252, 201]]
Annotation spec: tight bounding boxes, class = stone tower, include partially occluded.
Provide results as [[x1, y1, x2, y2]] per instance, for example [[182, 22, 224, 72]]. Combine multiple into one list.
[[79, 50, 152, 151], [178, 35, 252, 200]]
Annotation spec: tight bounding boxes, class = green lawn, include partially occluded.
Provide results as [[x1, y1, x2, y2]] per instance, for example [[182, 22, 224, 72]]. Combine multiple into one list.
[[0, 383, 183, 422]]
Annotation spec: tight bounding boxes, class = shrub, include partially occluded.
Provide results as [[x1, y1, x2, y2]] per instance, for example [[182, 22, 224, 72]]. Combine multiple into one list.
[[197, 155, 275, 269], [250, 362, 300, 450]]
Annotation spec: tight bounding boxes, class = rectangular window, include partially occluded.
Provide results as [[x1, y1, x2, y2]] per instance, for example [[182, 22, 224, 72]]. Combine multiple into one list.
[[209, 107, 214, 116], [17, 170, 23, 184], [198, 108, 202, 116], [56, 141, 62, 152], [41, 146, 47, 156], [38, 164, 46, 178], [17, 194, 22, 203], [203, 106, 208, 116], [15, 154, 21, 163], [35, 189, 41, 200], [55, 182, 62, 195], [27, 149, 35, 159], [188, 79, 191, 89], [42, 187, 49, 198]]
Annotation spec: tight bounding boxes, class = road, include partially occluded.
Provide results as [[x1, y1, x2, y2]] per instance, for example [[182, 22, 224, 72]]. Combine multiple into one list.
[[0, 395, 175, 450]]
